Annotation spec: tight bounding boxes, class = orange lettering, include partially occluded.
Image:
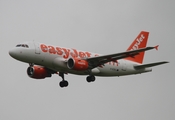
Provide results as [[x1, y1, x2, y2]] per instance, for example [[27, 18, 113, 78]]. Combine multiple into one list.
[[85, 52, 91, 57], [70, 49, 78, 57], [115, 60, 118, 66], [48, 46, 56, 54], [72, 49, 78, 57], [112, 61, 115, 66], [40, 44, 94, 61], [62, 48, 70, 59], [40, 44, 48, 52], [56, 47, 63, 55], [79, 52, 86, 58]]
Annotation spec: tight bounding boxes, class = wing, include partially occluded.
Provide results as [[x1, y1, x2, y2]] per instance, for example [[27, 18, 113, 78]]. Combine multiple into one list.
[[85, 46, 157, 68]]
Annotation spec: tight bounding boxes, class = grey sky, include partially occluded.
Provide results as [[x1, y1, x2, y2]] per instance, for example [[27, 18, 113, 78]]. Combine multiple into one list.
[[1, 0, 174, 120]]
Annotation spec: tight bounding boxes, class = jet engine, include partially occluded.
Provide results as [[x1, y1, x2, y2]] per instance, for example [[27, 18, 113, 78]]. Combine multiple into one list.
[[67, 58, 89, 71], [27, 65, 52, 79]]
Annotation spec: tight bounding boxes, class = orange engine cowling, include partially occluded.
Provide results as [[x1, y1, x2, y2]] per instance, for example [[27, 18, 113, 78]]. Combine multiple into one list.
[[67, 58, 89, 71], [27, 65, 52, 79]]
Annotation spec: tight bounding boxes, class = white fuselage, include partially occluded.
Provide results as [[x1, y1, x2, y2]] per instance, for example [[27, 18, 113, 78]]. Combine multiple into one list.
[[9, 41, 152, 77]]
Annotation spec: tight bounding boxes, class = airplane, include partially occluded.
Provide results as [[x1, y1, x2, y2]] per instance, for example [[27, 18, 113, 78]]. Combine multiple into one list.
[[9, 31, 168, 88]]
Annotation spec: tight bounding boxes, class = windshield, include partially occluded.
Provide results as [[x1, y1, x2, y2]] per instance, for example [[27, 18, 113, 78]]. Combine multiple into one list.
[[16, 44, 29, 48]]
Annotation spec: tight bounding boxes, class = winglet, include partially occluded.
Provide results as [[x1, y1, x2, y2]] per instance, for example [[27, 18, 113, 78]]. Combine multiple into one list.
[[154, 45, 159, 50]]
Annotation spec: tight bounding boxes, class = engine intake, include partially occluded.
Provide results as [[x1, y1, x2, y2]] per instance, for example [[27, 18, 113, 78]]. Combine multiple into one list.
[[67, 58, 89, 71], [27, 65, 52, 79]]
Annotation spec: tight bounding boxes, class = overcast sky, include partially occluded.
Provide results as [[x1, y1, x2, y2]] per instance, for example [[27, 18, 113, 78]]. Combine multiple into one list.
[[0, 0, 174, 120]]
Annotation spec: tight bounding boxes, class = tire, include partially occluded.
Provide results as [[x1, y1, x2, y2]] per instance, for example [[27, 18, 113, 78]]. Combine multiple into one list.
[[86, 76, 91, 82], [59, 81, 65, 88]]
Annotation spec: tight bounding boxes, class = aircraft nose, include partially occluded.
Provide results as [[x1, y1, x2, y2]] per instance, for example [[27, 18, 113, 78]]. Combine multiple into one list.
[[9, 49, 14, 57], [9, 48, 18, 58]]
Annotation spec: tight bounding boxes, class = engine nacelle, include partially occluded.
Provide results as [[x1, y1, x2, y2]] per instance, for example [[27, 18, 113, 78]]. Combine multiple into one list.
[[67, 58, 89, 71], [27, 65, 52, 79]]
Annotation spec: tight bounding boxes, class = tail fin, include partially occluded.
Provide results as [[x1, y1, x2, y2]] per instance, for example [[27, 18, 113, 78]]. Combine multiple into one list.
[[125, 31, 149, 64]]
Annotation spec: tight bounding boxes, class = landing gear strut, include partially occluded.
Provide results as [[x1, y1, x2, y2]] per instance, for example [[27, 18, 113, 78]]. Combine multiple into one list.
[[86, 75, 96, 82], [59, 72, 68, 88]]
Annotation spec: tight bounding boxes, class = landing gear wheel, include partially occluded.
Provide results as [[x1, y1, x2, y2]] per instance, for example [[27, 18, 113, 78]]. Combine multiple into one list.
[[86, 75, 96, 82], [64, 80, 68, 87], [59, 81, 64, 88], [59, 80, 69, 88], [91, 75, 95, 82], [86, 76, 91, 82]]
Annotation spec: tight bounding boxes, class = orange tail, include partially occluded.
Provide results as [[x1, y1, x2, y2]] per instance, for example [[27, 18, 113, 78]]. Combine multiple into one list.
[[125, 31, 149, 64]]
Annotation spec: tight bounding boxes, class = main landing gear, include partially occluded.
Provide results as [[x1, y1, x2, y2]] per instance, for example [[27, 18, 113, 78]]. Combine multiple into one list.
[[58, 73, 96, 88], [86, 75, 96, 82], [59, 72, 68, 88]]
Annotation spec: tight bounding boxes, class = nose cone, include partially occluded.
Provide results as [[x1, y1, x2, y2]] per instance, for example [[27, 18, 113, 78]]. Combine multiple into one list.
[[9, 48, 21, 60], [9, 48, 16, 58]]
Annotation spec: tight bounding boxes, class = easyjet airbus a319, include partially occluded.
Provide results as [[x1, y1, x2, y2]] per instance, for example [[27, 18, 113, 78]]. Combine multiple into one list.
[[9, 31, 168, 87]]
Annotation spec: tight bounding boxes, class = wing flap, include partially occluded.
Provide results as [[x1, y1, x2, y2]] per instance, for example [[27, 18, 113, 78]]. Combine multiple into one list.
[[134, 61, 169, 69]]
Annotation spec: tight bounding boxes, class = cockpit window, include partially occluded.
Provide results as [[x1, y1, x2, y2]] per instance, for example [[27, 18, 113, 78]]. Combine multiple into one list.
[[16, 44, 29, 48], [25, 44, 29, 48], [16, 44, 21, 47]]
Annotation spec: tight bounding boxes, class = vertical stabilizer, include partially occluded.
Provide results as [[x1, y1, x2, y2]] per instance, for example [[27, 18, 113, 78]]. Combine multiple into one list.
[[125, 31, 149, 64]]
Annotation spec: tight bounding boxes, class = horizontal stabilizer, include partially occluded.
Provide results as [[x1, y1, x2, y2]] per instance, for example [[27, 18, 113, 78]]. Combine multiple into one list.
[[134, 61, 169, 69]]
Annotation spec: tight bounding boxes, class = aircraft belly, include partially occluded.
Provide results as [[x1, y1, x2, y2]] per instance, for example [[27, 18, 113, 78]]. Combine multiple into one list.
[[94, 63, 142, 76]]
